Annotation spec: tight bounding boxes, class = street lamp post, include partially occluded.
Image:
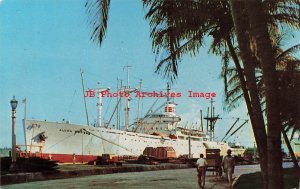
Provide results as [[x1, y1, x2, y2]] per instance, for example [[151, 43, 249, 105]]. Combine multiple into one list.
[[10, 96, 18, 171]]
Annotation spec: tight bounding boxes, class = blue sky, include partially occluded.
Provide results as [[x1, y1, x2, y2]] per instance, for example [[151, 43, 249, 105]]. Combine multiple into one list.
[[0, 0, 299, 148]]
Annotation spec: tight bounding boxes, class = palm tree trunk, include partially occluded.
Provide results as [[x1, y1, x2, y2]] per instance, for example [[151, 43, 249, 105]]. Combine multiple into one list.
[[296, 70, 300, 140], [225, 35, 252, 116], [282, 129, 299, 167], [246, 1, 283, 189], [225, 36, 268, 155], [230, 1, 268, 188]]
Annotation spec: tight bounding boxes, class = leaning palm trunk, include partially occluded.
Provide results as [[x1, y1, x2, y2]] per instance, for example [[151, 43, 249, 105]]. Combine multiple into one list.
[[224, 35, 263, 129], [225, 36, 269, 168], [230, 0, 268, 188], [282, 129, 299, 168], [246, 1, 283, 189], [225, 35, 253, 117]]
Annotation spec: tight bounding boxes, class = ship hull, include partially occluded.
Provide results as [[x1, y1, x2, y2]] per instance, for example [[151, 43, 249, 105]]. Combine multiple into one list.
[[31, 153, 97, 163], [23, 120, 242, 163]]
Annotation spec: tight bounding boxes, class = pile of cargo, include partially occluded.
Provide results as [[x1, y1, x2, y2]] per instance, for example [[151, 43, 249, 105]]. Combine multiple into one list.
[[94, 154, 125, 166], [143, 146, 176, 160]]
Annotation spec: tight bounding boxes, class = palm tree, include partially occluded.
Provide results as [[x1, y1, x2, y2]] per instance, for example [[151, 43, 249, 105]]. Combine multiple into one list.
[[85, 0, 299, 187], [231, 0, 292, 188], [270, 33, 300, 168], [143, 0, 268, 185], [231, 1, 299, 188], [224, 31, 300, 167], [143, 1, 299, 187], [229, 1, 269, 186], [271, 33, 300, 138]]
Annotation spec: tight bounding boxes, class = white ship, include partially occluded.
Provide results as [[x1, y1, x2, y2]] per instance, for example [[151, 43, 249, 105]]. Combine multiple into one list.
[[23, 89, 245, 163]]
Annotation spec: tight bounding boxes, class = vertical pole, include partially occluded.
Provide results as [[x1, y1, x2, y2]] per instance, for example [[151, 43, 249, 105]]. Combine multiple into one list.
[[212, 107, 215, 141], [96, 85, 109, 128], [126, 66, 131, 88], [124, 66, 131, 131], [23, 98, 26, 121], [188, 132, 191, 159], [80, 69, 89, 126], [200, 110, 203, 131], [96, 83, 105, 128], [11, 109, 17, 165], [98, 90, 102, 127], [10, 96, 18, 171], [119, 80, 123, 130], [137, 79, 142, 119], [166, 83, 170, 102], [125, 93, 129, 131], [206, 107, 209, 134], [23, 98, 27, 150], [116, 79, 119, 129], [210, 99, 213, 119], [81, 129, 83, 163], [210, 99, 213, 141]]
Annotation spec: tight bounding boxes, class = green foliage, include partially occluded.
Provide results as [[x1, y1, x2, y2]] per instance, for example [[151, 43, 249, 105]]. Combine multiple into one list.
[[86, 0, 111, 46], [143, 0, 299, 85], [143, 0, 234, 83]]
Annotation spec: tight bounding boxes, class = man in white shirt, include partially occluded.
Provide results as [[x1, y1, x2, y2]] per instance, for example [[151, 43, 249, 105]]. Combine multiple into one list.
[[196, 154, 207, 188]]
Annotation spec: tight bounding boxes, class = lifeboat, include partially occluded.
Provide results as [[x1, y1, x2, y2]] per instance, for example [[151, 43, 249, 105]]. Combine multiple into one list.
[[169, 134, 177, 139], [151, 132, 160, 136]]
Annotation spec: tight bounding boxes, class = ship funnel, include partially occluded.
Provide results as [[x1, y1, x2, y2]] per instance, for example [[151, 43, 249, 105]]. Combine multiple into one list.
[[164, 102, 176, 116]]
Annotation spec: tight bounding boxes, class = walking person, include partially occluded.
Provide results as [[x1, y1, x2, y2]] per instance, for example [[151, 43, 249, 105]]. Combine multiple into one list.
[[196, 153, 207, 188], [222, 149, 235, 188]]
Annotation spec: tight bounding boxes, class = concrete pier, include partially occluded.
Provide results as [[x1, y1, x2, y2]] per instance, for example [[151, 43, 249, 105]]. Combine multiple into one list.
[[1, 163, 266, 189], [2, 167, 229, 189], [1, 163, 193, 186]]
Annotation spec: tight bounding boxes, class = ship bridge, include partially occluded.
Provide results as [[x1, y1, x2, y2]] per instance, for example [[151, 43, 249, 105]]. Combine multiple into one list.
[[134, 101, 181, 135]]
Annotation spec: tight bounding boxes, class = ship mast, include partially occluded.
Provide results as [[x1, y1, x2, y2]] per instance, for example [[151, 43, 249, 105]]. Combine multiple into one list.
[[204, 98, 220, 141], [200, 110, 203, 131], [124, 65, 131, 131], [137, 79, 142, 119], [116, 79, 120, 129], [166, 82, 170, 102], [118, 80, 123, 130], [95, 82, 109, 127], [80, 69, 90, 126], [123, 65, 137, 131]]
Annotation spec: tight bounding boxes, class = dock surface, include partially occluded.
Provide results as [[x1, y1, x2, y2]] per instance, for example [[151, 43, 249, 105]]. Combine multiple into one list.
[[2, 168, 223, 189], [1, 163, 264, 189]]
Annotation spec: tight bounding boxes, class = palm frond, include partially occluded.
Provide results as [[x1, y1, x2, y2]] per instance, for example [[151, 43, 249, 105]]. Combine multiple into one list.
[[86, 0, 111, 46], [276, 44, 300, 62]]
